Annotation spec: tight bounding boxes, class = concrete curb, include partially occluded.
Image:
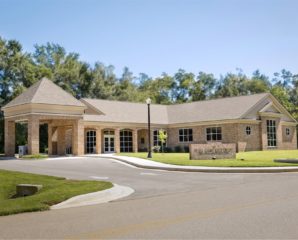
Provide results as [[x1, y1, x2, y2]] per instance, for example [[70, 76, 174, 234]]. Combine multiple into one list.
[[94, 155, 298, 173], [50, 184, 134, 210]]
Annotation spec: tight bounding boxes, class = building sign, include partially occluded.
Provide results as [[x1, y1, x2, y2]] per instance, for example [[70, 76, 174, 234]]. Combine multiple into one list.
[[190, 143, 236, 160]]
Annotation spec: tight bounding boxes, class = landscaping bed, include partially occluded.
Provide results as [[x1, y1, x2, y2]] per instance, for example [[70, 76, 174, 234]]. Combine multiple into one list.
[[119, 150, 298, 167], [21, 154, 49, 159], [0, 169, 112, 216]]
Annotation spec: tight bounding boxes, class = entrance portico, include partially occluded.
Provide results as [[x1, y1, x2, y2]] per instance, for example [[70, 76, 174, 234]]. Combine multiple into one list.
[[2, 78, 87, 156]]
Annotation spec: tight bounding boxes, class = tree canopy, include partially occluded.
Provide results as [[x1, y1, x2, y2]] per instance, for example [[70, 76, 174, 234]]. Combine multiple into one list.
[[1, 36, 298, 152]]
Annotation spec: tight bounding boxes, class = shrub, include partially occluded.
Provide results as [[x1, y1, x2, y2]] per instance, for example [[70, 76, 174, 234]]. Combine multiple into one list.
[[174, 145, 182, 153], [164, 147, 173, 153], [152, 146, 161, 153], [184, 146, 189, 153]]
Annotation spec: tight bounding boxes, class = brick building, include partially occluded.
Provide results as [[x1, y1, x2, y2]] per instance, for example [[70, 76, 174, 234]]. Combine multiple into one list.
[[2, 78, 297, 156]]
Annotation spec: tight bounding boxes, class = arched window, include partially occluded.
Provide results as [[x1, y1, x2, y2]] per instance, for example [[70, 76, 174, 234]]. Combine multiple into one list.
[[246, 126, 251, 135], [86, 130, 96, 154], [120, 130, 133, 152]]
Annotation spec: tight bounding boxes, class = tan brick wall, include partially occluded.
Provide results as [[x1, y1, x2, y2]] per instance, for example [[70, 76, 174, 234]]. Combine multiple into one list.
[[4, 119, 15, 156], [57, 126, 66, 155], [260, 117, 297, 150], [237, 124, 262, 152], [167, 124, 238, 147], [114, 128, 120, 153], [48, 125, 53, 155], [133, 129, 138, 152], [167, 123, 262, 152], [96, 127, 102, 154], [281, 125, 297, 150], [72, 119, 84, 155], [137, 129, 148, 151], [27, 115, 40, 155]]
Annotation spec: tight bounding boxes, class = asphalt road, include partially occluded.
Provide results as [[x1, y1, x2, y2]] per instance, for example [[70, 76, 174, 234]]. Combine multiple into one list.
[[0, 157, 298, 239]]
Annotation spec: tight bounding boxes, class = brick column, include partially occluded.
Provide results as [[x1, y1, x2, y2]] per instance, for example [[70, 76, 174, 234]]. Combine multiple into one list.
[[261, 118, 267, 150], [4, 119, 15, 156], [115, 128, 120, 153], [57, 126, 66, 155], [28, 115, 40, 155], [48, 124, 53, 155], [72, 119, 84, 155], [133, 129, 138, 152], [276, 118, 282, 149], [96, 127, 102, 154]]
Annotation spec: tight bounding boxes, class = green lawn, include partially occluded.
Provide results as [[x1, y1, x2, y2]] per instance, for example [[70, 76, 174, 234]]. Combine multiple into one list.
[[0, 169, 112, 216], [119, 150, 298, 167]]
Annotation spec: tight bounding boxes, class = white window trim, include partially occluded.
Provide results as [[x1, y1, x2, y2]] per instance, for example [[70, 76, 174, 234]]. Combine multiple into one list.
[[246, 126, 251, 136], [206, 127, 222, 142], [178, 128, 193, 143]]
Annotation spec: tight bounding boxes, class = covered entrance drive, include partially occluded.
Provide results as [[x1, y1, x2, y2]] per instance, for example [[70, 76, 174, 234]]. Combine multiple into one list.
[[2, 78, 87, 156]]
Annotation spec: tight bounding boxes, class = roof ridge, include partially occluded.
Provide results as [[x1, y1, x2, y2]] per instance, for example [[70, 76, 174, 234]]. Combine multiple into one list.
[[82, 92, 270, 107], [82, 98, 168, 106], [30, 78, 46, 103], [169, 92, 270, 107]]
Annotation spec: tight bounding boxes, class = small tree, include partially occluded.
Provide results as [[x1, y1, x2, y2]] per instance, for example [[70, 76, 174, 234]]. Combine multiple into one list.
[[158, 129, 167, 153]]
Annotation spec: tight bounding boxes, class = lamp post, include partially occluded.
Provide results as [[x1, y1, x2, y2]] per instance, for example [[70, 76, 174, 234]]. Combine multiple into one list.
[[146, 98, 152, 158]]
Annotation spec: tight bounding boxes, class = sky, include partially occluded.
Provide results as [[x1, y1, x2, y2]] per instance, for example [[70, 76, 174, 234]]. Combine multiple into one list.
[[1, 0, 298, 78]]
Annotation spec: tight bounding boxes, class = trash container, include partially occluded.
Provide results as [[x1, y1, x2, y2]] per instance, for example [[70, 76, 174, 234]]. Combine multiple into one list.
[[18, 146, 27, 157]]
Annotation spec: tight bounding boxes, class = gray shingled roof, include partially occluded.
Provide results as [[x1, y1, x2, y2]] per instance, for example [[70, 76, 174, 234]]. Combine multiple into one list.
[[3, 78, 85, 109], [82, 99, 169, 124], [82, 93, 269, 124], [167, 93, 269, 124]]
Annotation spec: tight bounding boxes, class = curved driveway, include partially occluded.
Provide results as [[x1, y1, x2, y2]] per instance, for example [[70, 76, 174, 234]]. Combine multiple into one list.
[[0, 157, 298, 239]]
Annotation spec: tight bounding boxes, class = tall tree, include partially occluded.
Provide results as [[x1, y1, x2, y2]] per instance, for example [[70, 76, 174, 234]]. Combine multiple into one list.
[[215, 70, 248, 97], [114, 67, 138, 101], [246, 70, 271, 94], [190, 72, 216, 101], [172, 69, 195, 103]]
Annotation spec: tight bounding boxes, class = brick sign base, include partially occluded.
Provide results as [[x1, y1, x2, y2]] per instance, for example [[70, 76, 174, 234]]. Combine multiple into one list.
[[190, 143, 236, 160]]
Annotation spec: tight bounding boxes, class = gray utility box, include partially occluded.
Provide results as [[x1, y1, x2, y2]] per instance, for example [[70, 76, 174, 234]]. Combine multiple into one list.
[[18, 145, 28, 157]]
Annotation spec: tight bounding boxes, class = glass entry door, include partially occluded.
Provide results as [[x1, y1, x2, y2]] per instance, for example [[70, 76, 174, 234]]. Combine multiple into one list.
[[104, 135, 115, 153]]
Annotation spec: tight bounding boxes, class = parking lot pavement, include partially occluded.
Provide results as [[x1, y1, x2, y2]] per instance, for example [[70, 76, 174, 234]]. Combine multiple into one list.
[[1, 157, 298, 239]]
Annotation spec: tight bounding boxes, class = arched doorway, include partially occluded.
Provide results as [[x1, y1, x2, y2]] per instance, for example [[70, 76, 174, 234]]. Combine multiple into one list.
[[120, 129, 133, 152], [86, 130, 96, 154], [103, 130, 115, 153]]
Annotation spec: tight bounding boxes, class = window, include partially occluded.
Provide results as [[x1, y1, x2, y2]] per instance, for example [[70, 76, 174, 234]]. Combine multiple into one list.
[[179, 128, 193, 142], [140, 137, 145, 144], [153, 130, 167, 146], [86, 130, 96, 154], [120, 130, 133, 152], [267, 120, 277, 147], [286, 128, 290, 136], [206, 127, 222, 141], [246, 126, 251, 135]]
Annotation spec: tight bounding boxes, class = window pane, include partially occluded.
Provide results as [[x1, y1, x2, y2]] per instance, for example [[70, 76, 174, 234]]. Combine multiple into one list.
[[207, 134, 211, 141]]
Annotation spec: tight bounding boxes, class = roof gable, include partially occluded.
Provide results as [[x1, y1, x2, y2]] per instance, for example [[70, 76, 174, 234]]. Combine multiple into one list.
[[167, 93, 269, 124], [241, 93, 296, 123], [3, 78, 85, 109]]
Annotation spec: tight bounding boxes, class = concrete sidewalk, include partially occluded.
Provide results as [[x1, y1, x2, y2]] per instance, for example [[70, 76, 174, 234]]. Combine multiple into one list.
[[51, 184, 134, 210], [87, 154, 298, 173]]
